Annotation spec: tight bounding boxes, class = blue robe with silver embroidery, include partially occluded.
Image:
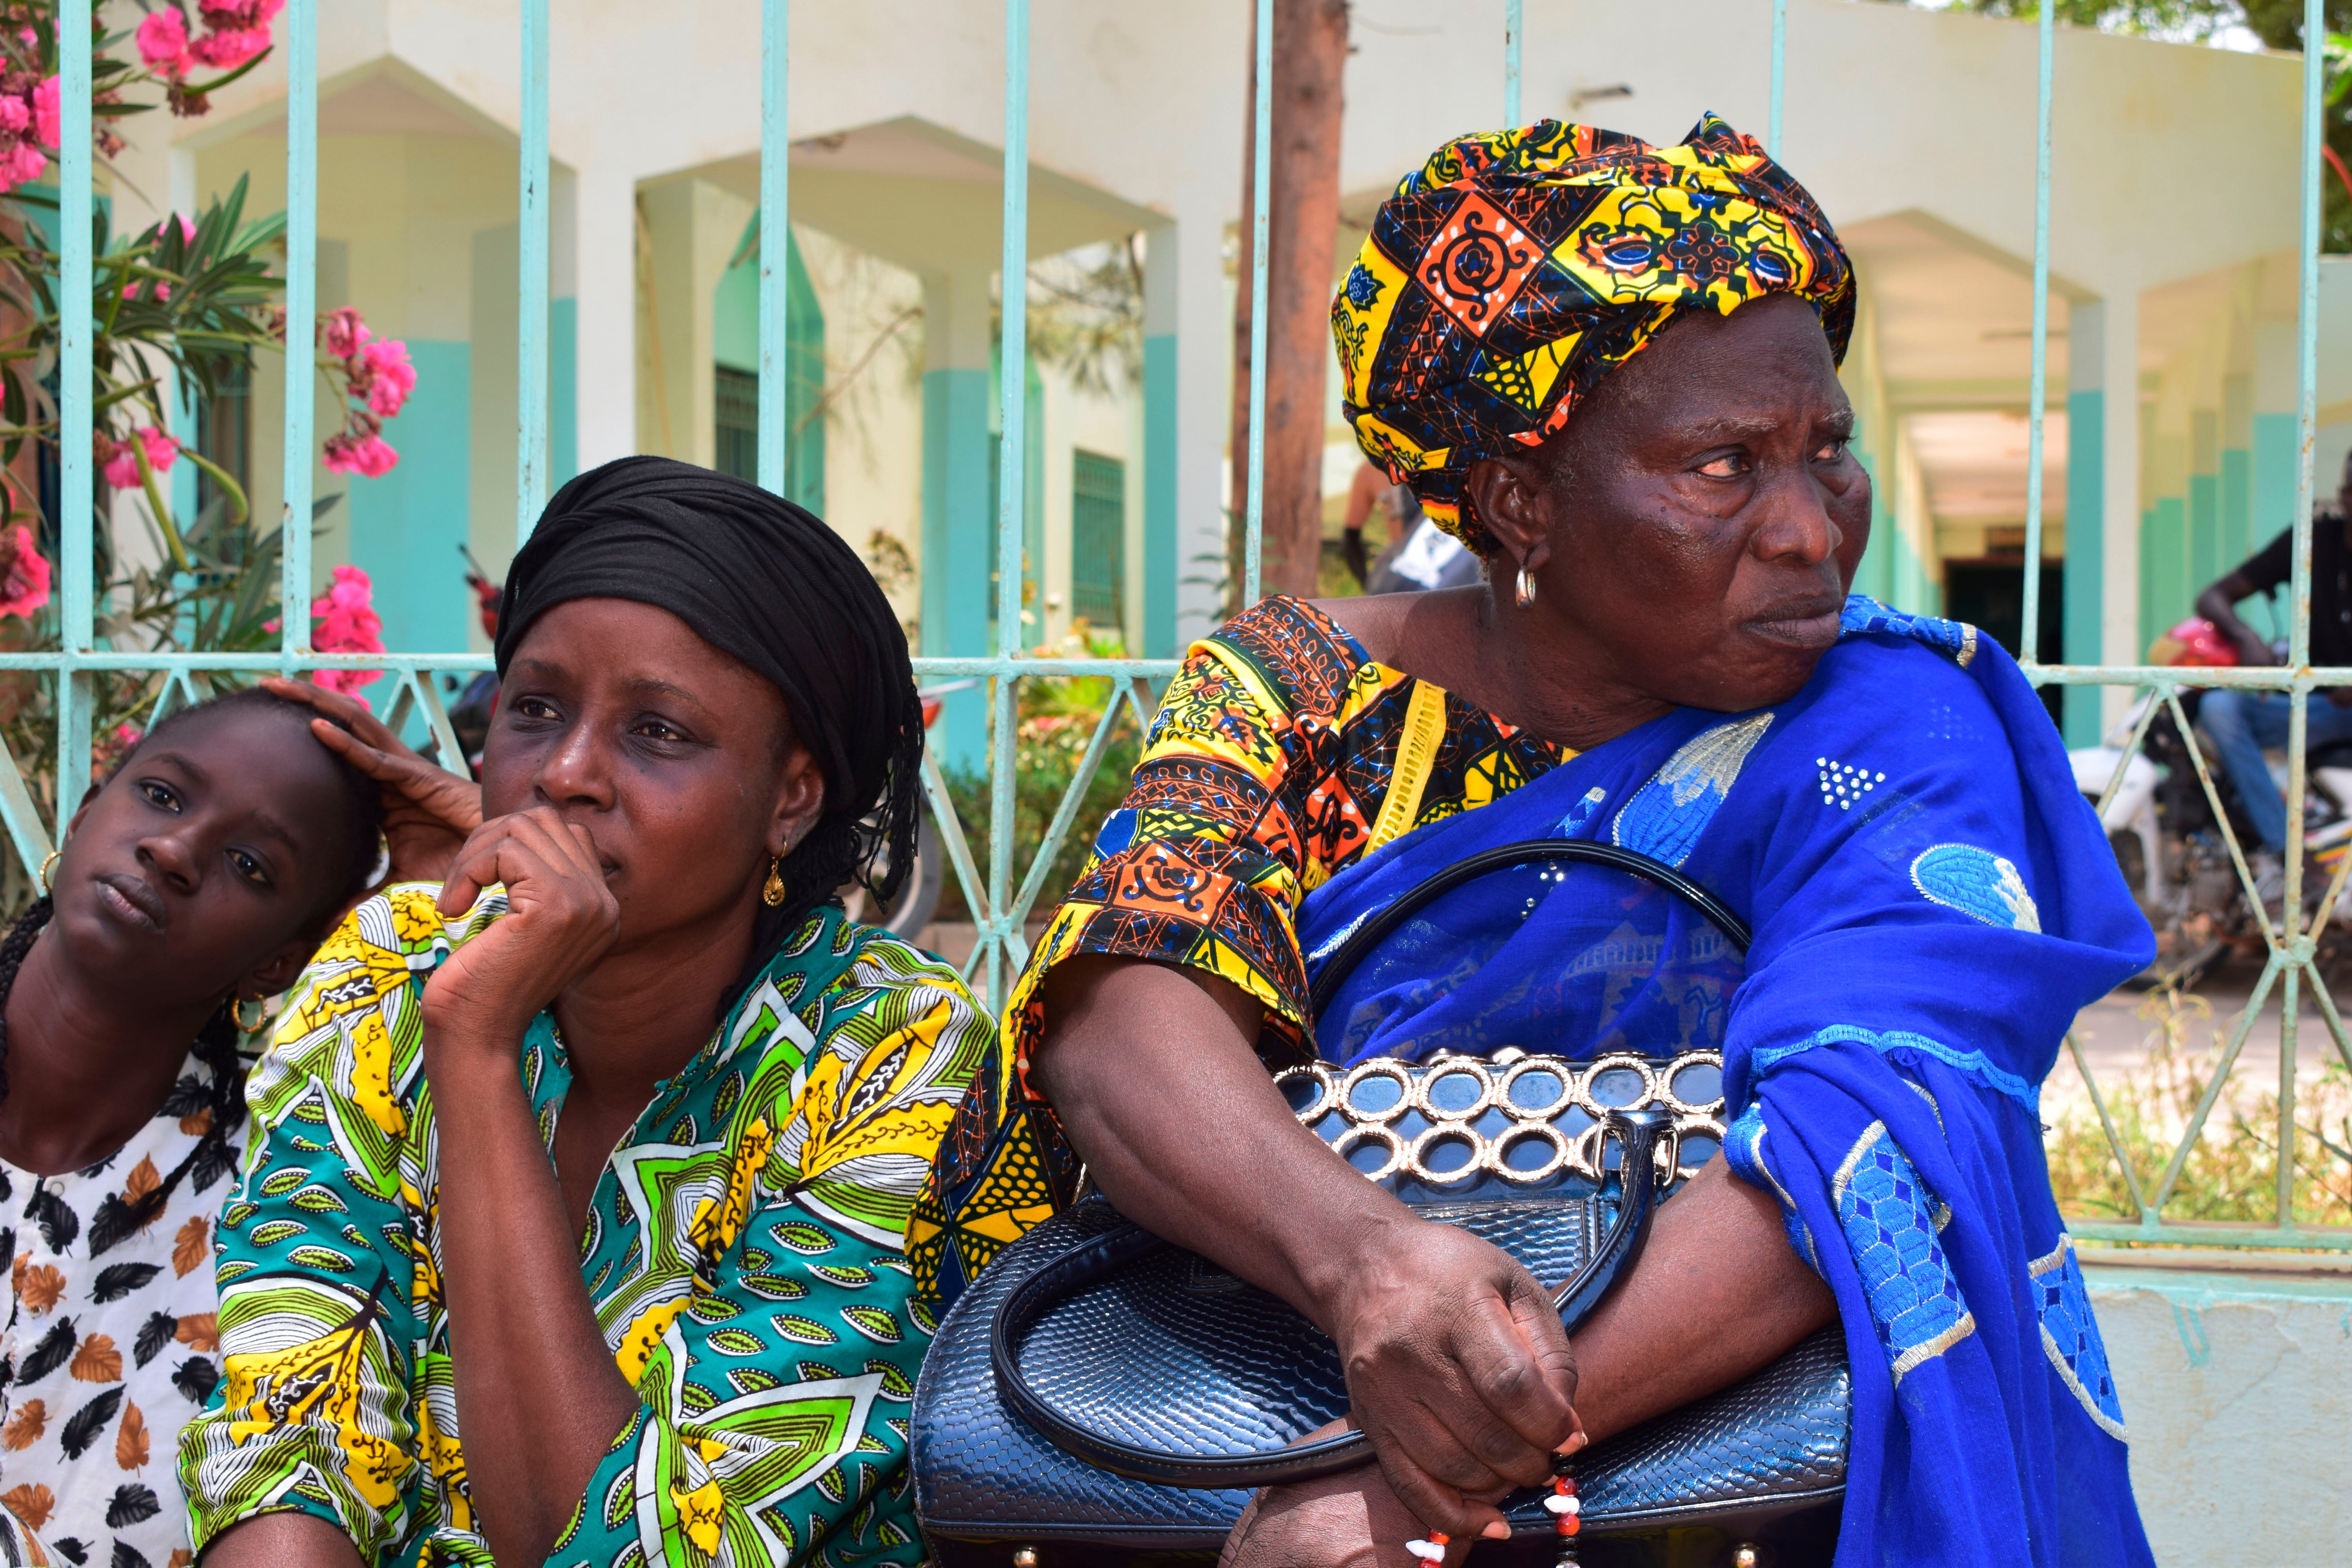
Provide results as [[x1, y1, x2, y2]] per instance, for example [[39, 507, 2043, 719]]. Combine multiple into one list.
[[1295, 597, 2156, 1567]]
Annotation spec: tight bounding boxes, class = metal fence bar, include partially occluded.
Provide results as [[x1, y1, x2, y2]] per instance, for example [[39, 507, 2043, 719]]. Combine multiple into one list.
[[1504, 0, 1522, 125], [2017, 2, 2052, 675], [1242, 0, 1271, 607], [56, 0, 91, 822], [517, 0, 550, 538], [2284, 0, 2323, 924], [757, 0, 789, 495], [985, 0, 1034, 1010], [15, 0, 2334, 1252], [281, 0, 316, 673]]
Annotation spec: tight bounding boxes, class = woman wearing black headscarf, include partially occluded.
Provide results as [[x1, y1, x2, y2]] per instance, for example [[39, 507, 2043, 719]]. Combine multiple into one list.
[[180, 458, 995, 1568]]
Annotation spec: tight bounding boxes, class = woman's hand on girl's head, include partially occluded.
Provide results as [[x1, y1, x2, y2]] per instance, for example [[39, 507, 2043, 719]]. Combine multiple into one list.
[[260, 677, 484, 884], [421, 806, 619, 1053]]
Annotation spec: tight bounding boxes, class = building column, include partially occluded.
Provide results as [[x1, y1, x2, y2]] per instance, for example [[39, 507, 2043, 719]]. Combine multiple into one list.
[[2221, 373, 2253, 588], [922, 266, 993, 773], [1171, 190, 1229, 647], [2189, 408, 2220, 598], [2095, 291, 2142, 734], [635, 179, 753, 469], [2064, 298, 2105, 744], [573, 165, 637, 472], [1141, 221, 1178, 659], [2251, 318, 2302, 564]]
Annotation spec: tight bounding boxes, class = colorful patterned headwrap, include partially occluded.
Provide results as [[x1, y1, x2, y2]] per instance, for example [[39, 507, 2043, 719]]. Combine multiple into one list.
[[1332, 113, 1855, 555]]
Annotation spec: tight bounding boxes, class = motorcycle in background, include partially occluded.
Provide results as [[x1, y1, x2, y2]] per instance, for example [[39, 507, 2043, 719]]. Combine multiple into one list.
[[2068, 617, 2352, 988]]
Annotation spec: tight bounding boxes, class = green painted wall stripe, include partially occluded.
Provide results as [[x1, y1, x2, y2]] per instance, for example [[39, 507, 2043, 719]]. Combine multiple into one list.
[[2251, 411, 2300, 558], [347, 339, 473, 688], [2149, 495, 2187, 644], [2189, 472, 2220, 600], [551, 296, 578, 488], [2220, 446, 2251, 581], [1143, 332, 1176, 659], [2063, 388, 2104, 744], [923, 365, 991, 771]]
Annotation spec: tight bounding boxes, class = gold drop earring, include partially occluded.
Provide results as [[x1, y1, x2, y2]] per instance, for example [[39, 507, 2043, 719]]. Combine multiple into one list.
[[762, 855, 788, 908]]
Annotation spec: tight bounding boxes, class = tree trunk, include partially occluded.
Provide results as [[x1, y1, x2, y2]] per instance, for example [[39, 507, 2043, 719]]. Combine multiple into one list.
[[1227, 0, 1348, 612]]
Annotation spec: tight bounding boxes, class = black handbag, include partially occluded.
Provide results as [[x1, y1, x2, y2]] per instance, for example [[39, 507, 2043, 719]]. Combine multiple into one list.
[[912, 842, 1851, 1567]]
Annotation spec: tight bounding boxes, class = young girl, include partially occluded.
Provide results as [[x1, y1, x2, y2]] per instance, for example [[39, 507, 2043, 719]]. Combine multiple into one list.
[[0, 687, 384, 1568]]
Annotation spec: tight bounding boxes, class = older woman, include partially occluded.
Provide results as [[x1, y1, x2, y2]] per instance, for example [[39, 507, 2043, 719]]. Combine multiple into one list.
[[948, 118, 2156, 1566], [178, 459, 998, 1567]]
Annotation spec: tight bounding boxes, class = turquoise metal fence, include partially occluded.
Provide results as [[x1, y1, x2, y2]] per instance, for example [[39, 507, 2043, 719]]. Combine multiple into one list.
[[7, 0, 2342, 1251]]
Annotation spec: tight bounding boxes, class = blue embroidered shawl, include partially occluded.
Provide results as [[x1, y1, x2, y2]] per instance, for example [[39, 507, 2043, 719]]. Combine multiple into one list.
[[1294, 597, 2156, 1568]]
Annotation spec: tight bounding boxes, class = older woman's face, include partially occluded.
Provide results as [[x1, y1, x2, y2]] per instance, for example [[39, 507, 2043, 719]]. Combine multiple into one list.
[[1476, 294, 1870, 715], [481, 597, 824, 948]]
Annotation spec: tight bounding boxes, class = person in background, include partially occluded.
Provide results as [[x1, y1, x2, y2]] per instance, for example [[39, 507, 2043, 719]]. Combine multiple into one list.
[[0, 689, 384, 1568], [2192, 446, 2352, 898], [1340, 460, 1409, 587], [1345, 459, 1484, 597]]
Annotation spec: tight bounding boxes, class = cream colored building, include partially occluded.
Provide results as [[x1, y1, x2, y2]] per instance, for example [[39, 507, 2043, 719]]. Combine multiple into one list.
[[98, 0, 2344, 767]]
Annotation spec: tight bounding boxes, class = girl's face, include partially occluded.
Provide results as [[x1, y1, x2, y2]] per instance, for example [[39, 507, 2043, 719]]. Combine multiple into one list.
[[53, 704, 361, 1005]]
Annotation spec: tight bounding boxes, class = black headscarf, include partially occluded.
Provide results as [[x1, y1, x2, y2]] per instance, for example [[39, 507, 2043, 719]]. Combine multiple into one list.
[[496, 456, 925, 962]]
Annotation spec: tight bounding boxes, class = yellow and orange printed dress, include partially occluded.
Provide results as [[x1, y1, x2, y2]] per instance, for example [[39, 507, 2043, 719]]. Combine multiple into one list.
[[907, 594, 1566, 1300], [176, 886, 998, 1568]]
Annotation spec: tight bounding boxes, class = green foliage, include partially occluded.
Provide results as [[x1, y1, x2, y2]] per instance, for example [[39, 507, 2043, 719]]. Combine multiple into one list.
[[935, 622, 1145, 926], [0, 173, 284, 564]]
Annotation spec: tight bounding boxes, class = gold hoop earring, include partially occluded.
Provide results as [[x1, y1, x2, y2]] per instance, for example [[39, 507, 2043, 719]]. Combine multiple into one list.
[[1515, 565, 1537, 610], [37, 848, 58, 895], [762, 856, 788, 908], [234, 996, 266, 1034]]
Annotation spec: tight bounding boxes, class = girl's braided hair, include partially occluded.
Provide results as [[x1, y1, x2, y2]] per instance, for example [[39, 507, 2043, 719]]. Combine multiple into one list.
[[0, 688, 385, 1254]]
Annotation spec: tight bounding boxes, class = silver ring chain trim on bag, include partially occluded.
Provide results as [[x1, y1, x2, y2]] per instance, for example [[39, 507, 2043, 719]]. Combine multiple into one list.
[[1274, 1047, 1726, 1187]]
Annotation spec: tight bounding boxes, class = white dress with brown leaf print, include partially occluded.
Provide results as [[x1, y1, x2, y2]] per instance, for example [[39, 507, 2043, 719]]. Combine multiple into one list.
[[0, 1048, 236, 1568]]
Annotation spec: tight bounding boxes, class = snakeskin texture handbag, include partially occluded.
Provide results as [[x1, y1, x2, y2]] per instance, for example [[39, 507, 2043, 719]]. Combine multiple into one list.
[[911, 842, 1851, 1567]]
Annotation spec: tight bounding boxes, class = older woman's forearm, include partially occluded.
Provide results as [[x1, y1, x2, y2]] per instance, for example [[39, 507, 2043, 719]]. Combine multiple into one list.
[[1564, 1155, 1835, 1445], [1034, 956, 1415, 1327]]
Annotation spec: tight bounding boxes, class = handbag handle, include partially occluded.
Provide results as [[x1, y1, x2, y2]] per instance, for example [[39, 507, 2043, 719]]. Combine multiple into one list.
[[1305, 839, 1752, 1019], [991, 840, 1746, 1489], [991, 1106, 1672, 1489]]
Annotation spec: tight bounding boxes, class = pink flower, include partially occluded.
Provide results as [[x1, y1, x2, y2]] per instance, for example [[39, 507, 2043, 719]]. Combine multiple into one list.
[[198, 0, 284, 28], [0, 140, 45, 191], [319, 305, 369, 360], [32, 77, 57, 152], [189, 28, 267, 70], [0, 98, 27, 136], [354, 339, 414, 417], [169, 213, 196, 245], [322, 432, 397, 478], [0, 526, 51, 619], [307, 564, 383, 697], [114, 724, 143, 747], [310, 669, 373, 699], [99, 426, 179, 490], [137, 9, 193, 77]]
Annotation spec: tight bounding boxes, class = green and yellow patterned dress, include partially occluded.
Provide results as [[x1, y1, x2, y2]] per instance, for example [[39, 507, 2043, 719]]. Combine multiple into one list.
[[175, 884, 1000, 1568]]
